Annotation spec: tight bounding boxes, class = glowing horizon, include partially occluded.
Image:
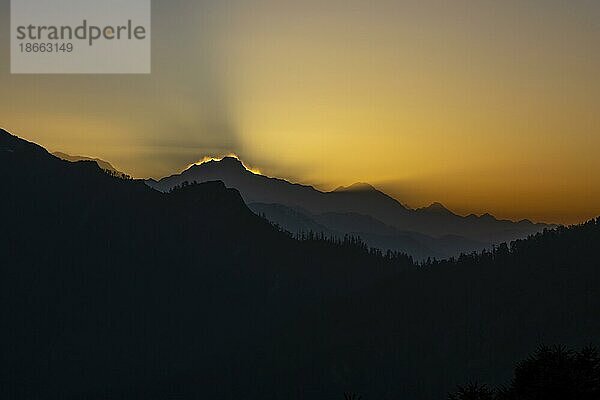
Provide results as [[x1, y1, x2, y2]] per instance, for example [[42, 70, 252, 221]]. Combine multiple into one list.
[[1, 0, 598, 225], [40, 141, 593, 226]]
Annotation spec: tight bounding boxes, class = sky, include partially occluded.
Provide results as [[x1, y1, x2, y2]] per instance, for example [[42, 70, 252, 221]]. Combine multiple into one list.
[[1, 0, 599, 224]]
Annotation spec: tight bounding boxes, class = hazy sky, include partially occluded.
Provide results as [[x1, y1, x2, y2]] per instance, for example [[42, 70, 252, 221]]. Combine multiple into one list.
[[1, 0, 599, 224]]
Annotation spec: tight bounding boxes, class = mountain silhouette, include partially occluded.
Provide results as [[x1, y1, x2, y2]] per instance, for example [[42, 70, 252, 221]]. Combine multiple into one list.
[[52, 151, 125, 176], [249, 202, 488, 259], [148, 156, 410, 219], [417, 201, 455, 215], [147, 157, 551, 257], [334, 182, 379, 192], [2, 128, 597, 400], [0, 129, 412, 398]]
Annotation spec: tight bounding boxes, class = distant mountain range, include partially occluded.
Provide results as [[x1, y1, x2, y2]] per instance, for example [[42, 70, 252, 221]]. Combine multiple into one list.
[[147, 157, 553, 259], [52, 151, 125, 176], [2, 128, 598, 399]]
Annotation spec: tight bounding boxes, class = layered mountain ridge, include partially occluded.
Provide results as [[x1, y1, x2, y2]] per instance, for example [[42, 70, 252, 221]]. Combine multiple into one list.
[[1, 128, 597, 400], [147, 156, 552, 258]]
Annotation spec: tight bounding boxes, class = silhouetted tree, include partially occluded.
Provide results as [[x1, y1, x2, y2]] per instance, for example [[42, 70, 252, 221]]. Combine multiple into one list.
[[500, 345, 600, 400], [454, 345, 600, 400], [3, 130, 600, 400]]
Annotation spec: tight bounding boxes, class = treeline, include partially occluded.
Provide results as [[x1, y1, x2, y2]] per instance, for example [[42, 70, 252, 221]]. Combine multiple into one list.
[[4, 128, 599, 399], [103, 168, 131, 180], [449, 344, 600, 400], [426, 218, 600, 269], [263, 217, 600, 399]]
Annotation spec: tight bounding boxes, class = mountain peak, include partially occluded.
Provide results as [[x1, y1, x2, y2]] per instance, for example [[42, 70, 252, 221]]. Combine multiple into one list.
[[190, 156, 247, 172], [215, 156, 246, 170], [334, 182, 377, 192], [427, 202, 449, 211], [417, 202, 455, 216], [480, 213, 497, 221]]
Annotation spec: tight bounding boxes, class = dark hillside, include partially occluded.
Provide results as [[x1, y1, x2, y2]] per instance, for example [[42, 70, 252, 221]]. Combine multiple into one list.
[[0, 129, 598, 399]]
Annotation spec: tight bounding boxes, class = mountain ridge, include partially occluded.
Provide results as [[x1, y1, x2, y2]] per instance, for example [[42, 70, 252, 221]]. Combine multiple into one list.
[[146, 156, 553, 252], [52, 151, 125, 176], [1, 128, 598, 399], [3, 129, 552, 258]]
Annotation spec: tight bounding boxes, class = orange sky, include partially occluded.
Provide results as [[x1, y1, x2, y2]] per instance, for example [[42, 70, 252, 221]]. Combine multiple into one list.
[[1, 0, 599, 224]]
